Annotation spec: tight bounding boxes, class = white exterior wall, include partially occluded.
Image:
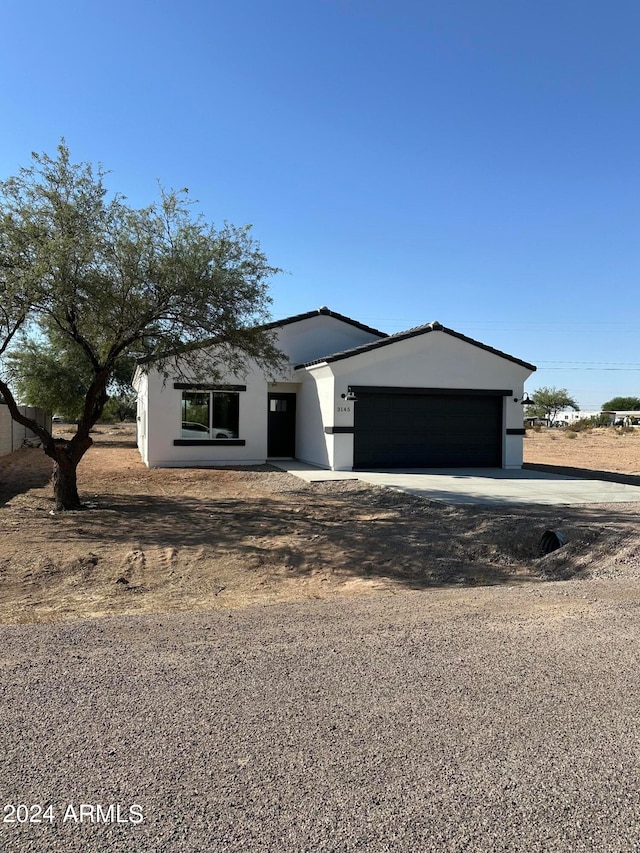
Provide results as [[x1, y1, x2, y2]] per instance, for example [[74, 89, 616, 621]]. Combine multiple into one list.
[[140, 365, 273, 467], [134, 316, 534, 471], [133, 314, 382, 469], [504, 406, 525, 468], [329, 372, 358, 471], [295, 365, 335, 468], [132, 371, 149, 465], [556, 410, 609, 424], [329, 331, 529, 389], [301, 331, 533, 470], [274, 314, 382, 365]]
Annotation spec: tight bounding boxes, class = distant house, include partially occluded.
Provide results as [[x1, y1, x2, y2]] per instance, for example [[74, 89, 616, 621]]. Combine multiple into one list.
[[608, 411, 640, 427], [551, 411, 640, 427], [524, 416, 550, 428], [553, 411, 613, 426], [133, 307, 536, 471], [0, 399, 52, 457]]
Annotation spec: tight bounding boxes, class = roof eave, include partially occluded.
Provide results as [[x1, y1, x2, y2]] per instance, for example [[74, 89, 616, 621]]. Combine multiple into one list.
[[136, 306, 387, 366], [296, 323, 537, 372]]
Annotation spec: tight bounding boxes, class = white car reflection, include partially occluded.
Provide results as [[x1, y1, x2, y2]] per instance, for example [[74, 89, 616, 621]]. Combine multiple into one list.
[[181, 421, 236, 439]]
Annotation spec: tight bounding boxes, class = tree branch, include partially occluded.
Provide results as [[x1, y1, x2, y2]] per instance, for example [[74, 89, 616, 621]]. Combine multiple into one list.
[[0, 377, 55, 455], [48, 309, 101, 371], [0, 311, 26, 357]]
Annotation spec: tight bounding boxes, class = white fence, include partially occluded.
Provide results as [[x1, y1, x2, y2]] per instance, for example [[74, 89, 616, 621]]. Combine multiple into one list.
[[0, 404, 52, 456]]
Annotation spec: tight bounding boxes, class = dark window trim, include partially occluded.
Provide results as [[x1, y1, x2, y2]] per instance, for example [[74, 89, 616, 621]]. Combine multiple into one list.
[[173, 439, 246, 447], [324, 426, 355, 434], [349, 386, 513, 397], [174, 383, 246, 391], [506, 428, 526, 435]]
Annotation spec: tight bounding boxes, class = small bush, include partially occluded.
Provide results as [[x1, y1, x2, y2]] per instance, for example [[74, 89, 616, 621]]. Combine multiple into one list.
[[565, 418, 592, 432], [565, 430, 578, 439], [591, 413, 616, 427], [568, 414, 614, 432]]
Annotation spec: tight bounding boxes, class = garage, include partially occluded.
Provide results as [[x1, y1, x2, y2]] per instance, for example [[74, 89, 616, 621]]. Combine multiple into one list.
[[353, 389, 504, 468], [136, 308, 535, 471]]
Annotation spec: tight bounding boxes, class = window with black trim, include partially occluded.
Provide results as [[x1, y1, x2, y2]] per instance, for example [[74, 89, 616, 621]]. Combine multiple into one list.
[[181, 391, 239, 439]]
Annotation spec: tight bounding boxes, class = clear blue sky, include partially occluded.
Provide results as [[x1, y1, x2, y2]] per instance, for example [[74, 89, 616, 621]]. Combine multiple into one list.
[[2, 0, 639, 409]]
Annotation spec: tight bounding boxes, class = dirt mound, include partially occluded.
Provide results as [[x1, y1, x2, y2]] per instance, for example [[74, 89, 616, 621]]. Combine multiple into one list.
[[0, 424, 638, 623]]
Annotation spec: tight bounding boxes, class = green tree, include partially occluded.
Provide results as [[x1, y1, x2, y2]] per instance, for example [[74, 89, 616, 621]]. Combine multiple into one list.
[[530, 386, 579, 424], [8, 333, 137, 422], [99, 390, 137, 423], [0, 142, 285, 510], [601, 396, 640, 411]]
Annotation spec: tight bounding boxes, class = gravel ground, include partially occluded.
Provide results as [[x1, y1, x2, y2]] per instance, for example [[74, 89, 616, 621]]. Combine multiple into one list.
[[2, 584, 640, 853]]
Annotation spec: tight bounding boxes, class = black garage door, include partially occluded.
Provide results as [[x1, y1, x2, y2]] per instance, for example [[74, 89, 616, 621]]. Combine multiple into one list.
[[353, 392, 503, 468]]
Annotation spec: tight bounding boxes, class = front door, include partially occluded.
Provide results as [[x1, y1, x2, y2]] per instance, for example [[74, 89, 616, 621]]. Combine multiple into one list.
[[268, 393, 296, 457]]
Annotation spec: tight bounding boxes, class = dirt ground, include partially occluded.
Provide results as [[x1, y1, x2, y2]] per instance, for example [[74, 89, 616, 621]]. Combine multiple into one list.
[[0, 425, 639, 624], [524, 424, 640, 477]]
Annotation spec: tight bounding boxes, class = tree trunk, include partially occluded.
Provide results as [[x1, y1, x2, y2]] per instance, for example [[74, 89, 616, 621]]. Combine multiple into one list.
[[52, 457, 82, 511], [50, 438, 91, 511]]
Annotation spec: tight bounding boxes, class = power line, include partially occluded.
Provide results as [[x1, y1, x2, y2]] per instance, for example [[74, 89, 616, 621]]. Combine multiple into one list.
[[536, 360, 640, 366], [535, 367, 640, 371], [358, 316, 639, 329]]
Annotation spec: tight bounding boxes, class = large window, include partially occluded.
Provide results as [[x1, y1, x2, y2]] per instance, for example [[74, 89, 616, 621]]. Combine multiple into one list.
[[181, 391, 239, 439]]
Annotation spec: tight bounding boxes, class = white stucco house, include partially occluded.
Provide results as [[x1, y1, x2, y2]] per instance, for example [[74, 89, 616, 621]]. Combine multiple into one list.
[[133, 307, 536, 470]]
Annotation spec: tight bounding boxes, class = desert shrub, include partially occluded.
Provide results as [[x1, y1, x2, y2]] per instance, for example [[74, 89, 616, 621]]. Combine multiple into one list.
[[615, 425, 635, 435], [566, 418, 594, 432], [591, 412, 616, 427], [565, 430, 578, 439], [567, 414, 614, 431]]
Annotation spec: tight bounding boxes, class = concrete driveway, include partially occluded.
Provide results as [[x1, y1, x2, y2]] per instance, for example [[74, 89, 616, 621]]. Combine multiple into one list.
[[273, 461, 640, 505]]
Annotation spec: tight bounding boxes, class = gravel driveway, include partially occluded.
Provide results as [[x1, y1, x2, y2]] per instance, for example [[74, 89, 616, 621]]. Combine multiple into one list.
[[2, 583, 640, 852]]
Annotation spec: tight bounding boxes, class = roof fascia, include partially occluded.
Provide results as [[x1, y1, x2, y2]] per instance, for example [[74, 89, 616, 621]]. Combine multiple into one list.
[[258, 307, 387, 338]]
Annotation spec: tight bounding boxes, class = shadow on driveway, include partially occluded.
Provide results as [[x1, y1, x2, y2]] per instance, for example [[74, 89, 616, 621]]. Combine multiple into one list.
[[524, 462, 640, 488]]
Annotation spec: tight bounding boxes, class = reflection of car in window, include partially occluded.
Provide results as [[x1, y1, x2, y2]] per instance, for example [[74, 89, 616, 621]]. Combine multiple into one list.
[[181, 421, 236, 439], [181, 421, 208, 434]]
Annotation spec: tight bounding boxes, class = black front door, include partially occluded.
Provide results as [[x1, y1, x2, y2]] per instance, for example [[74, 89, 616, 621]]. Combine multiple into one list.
[[268, 393, 296, 457]]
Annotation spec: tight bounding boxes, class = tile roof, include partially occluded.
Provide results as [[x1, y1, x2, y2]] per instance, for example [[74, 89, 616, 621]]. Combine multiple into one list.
[[257, 306, 387, 338]]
